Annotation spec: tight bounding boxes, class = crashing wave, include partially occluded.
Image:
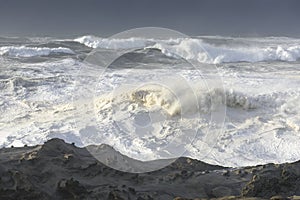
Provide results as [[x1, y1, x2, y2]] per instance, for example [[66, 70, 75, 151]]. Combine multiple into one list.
[[0, 46, 74, 57], [74, 35, 300, 64], [94, 84, 269, 120], [151, 39, 300, 64]]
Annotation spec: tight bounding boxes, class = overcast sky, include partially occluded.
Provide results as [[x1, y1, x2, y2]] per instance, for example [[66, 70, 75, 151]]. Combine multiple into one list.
[[0, 0, 299, 37]]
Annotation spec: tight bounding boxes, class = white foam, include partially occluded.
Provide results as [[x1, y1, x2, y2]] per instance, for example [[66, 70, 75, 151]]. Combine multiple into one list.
[[0, 46, 74, 57], [1, 64, 300, 167], [1, 36, 300, 168]]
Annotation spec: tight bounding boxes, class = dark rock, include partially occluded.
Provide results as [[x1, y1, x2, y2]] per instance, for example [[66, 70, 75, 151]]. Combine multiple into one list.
[[242, 163, 300, 198], [0, 138, 300, 200], [107, 190, 125, 200], [56, 178, 89, 199], [211, 186, 232, 197]]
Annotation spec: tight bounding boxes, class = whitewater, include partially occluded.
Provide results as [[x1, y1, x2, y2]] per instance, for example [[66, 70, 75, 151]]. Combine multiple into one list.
[[1, 35, 300, 167]]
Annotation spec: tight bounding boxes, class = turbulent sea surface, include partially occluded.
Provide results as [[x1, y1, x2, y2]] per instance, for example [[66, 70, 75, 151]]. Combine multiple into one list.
[[1, 35, 300, 167]]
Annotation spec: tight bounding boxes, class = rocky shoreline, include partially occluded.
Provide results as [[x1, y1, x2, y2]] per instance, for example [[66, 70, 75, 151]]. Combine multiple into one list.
[[0, 138, 299, 200]]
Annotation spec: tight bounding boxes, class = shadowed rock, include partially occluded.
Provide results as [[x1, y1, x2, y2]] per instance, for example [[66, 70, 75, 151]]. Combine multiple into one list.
[[0, 138, 299, 200]]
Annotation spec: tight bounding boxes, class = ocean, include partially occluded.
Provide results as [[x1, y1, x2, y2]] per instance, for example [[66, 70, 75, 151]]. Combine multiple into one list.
[[1, 35, 300, 169]]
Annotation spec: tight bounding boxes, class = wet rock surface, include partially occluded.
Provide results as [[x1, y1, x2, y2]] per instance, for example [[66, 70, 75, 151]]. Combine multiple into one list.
[[0, 138, 299, 200]]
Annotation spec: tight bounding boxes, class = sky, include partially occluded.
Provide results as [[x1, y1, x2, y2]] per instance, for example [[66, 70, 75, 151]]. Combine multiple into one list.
[[0, 0, 299, 37]]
